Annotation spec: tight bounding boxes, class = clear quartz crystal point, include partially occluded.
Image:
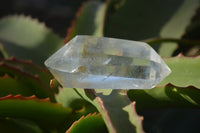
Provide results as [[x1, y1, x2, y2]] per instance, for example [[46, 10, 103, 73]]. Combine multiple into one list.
[[45, 35, 171, 89]]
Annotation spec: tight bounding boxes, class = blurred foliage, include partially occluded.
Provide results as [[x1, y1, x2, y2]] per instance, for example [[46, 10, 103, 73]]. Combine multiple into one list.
[[0, 0, 89, 37], [0, 15, 63, 66], [0, 0, 200, 133]]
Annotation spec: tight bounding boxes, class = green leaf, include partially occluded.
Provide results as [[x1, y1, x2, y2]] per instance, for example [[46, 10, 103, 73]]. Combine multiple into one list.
[[75, 89, 144, 133], [160, 0, 199, 38], [0, 64, 54, 100], [0, 42, 8, 59], [66, 113, 108, 133], [127, 56, 200, 132], [159, 56, 200, 88], [1, 57, 52, 88], [128, 84, 200, 112], [56, 88, 86, 109], [0, 118, 43, 133], [174, 7, 200, 56], [159, 0, 200, 57], [0, 74, 34, 97], [104, 0, 184, 40], [0, 95, 72, 131], [56, 88, 97, 112], [128, 56, 200, 111], [103, 0, 200, 57], [0, 58, 55, 100], [0, 15, 63, 66], [56, 87, 98, 131], [65, 1, 105, 42]]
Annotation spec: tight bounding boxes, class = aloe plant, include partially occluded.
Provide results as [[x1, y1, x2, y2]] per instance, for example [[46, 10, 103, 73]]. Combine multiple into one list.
[[0, 0, 200, 132]]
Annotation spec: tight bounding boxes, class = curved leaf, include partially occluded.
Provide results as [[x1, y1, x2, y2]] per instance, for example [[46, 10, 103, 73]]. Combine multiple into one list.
[[160, 0, 199, 38], [174, 6, 200, 56], [104, 0, 184, 40], [66, 113, 107, 133], [0, 95, 72, 131], [0, 118, 43, 133], [56, 87, 97, 113], [1, 57, 52, 87], [158, 0, 200, 57], [103, 0, 200, 58], [0, 74, 34, 97], [159, 55, 200, 88], [0, 58, 55, 100], [56, 87, 98, 131], [128, 84, 200, 112], [128, 56, 200, 111], [75, 89, 144, 133], [65, 1, 105, 42], [0, 15, 63, 66]]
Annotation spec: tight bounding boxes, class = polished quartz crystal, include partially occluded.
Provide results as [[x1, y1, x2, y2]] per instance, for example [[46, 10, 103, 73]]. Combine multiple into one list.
[[45, 35, 171, 89]]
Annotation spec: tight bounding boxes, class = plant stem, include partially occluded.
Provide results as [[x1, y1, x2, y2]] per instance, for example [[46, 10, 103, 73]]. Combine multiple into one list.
[[144, 38, 200, 46]]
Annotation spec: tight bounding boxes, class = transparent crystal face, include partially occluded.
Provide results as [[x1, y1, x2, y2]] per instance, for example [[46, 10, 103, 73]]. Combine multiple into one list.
[[45, 35, 171, 89]]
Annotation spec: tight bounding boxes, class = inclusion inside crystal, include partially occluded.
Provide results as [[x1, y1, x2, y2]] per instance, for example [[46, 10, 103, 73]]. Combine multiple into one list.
[[45, 35, 171, 89]]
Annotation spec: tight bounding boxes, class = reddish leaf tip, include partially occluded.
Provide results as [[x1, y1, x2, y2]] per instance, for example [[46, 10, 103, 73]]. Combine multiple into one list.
[[0, 95, 51, 102], [50, 79, 55, 88], [0, 62, 5, 66], [75, 105, 86, 113], [157, 83, 200, 90], [50, 79, 60, 89], [66, 112, 99, 133], [64, 2, 88, 43], [35, 74, 40, 79], [3, 57, 46, 72], [177, 52, 185, 57], [64, 20, 76, 43], [0, 74, 10, 79]]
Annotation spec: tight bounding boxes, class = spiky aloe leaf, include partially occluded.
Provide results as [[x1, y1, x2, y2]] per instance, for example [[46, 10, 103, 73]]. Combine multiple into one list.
[[74, 89, 144, 133], [0, 118, 43, 133], [159, 55, 200, 88], [56, 87, 97, 113], [0, 15, 63, 66], [0, 74, 34, 97], [0, 58, 55, 100], [66, 113, 107, 133], [127, 56, 200, 132], [65, 1, 105, 42], [55, 87, 98, 131], [0, 95, 72, 132], [0, 57, 52, 88], [128, 56, 200, 111], [0, 62, 53, 99]]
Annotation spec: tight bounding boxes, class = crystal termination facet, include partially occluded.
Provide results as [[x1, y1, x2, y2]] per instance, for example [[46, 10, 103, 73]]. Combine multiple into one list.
[[45, 35, 171, 89]]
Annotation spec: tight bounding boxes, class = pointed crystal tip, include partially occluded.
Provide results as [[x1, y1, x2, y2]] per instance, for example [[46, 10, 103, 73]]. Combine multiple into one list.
[[45, 35, 171, 89]]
